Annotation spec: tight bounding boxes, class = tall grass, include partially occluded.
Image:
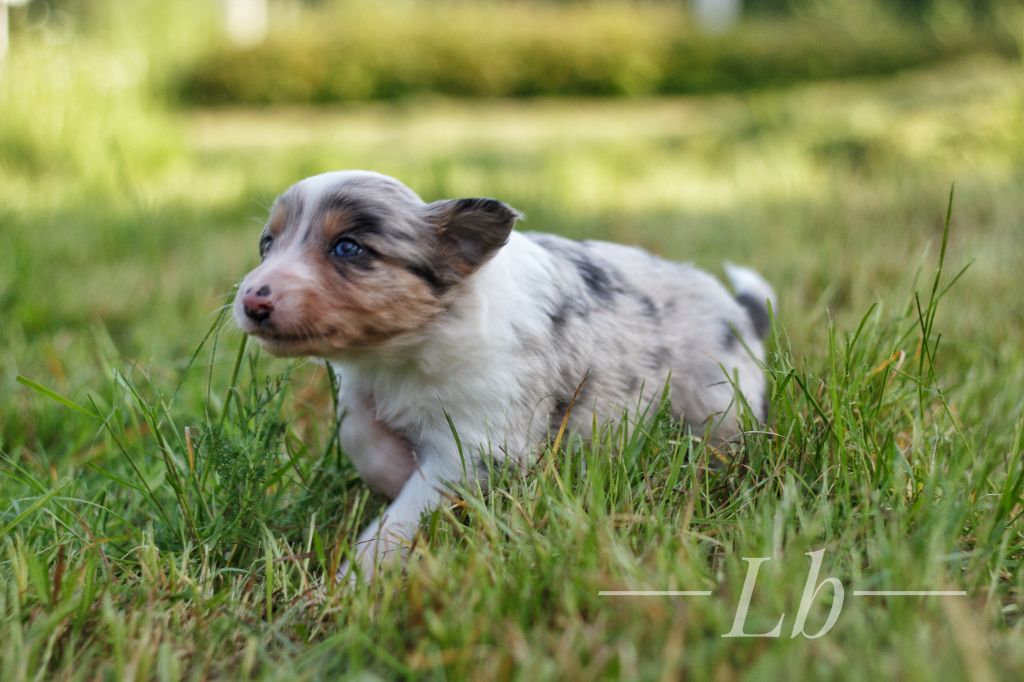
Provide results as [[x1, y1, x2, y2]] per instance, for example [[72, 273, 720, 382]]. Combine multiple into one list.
[[3, 188, 1022, 677], [0, 1, 1022, 677]]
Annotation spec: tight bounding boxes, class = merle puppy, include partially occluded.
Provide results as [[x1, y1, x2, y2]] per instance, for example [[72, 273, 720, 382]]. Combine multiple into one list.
[[233, 170, 775, 582]]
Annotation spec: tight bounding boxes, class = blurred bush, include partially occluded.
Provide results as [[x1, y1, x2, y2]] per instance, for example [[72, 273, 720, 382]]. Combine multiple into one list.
[[745, 0, 1009, 18], [178, 1, 1019, 105], [180, 3, 681, 103]]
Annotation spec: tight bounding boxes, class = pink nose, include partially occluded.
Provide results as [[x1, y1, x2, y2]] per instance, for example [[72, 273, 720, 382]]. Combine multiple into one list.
[[243, 285, 273, 323]]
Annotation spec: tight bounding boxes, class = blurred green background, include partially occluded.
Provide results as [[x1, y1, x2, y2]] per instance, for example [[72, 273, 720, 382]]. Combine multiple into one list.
[[2, 0, 1022, 401], [1, 1, 1023, 678]]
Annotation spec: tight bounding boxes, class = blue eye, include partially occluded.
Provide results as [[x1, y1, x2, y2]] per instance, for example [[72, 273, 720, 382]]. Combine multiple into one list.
[[332, 238, 365, 258]]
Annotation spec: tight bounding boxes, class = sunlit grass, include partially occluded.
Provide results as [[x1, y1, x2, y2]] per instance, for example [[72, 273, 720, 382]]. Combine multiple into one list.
[[1, 5, 1023, 679]]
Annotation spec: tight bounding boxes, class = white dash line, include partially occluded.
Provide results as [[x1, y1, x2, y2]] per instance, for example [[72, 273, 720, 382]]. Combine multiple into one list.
[[852, 590, 967, 597], [598, 590, 713, 597]]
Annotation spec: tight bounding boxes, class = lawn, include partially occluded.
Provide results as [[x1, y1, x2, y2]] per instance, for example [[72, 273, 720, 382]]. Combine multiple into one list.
[[2, 29, 1023, 681]]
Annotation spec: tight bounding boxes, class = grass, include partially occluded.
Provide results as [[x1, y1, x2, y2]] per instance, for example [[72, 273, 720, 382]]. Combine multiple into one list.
[[1, 17, 1024, 680]]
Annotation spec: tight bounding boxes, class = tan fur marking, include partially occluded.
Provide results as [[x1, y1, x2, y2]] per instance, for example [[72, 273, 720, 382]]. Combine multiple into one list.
[[250, 203, 446, 357], [298, 257, 444, 352]]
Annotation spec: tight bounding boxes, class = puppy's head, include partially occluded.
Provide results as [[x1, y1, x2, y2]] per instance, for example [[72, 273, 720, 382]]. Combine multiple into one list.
[[232, 171, 519, 358]]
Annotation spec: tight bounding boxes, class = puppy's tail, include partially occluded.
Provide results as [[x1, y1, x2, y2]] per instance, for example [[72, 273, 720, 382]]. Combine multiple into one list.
[[724, 262, 776, 340]]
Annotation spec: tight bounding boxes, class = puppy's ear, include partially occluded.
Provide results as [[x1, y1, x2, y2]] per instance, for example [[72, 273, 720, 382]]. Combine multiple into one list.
[[425, 198, 520, 275]]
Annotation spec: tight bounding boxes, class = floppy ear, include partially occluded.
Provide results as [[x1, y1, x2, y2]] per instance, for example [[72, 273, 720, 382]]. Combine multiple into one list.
[[425, 198, 521, 275]]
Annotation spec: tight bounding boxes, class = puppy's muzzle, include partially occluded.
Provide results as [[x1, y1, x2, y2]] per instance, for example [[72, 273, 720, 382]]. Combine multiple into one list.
[[242, 284, 274, 324]]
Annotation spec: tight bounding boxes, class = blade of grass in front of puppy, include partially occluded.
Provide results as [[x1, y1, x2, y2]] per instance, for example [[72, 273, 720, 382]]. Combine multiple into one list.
[[173, 292, 235, 405], [0, 479, 69, 537], [443, 409, 466, 476], [151, 385, 216, 523], [552, 370, 590, 456], [221, 333, 249, 428], [915, 185, 954, 419], [263, 526, 275, 620], [115, 370, 201, 545], [85, 393, 174, 532], [15, 376, 100, 420], [326, 363, 345, 476]]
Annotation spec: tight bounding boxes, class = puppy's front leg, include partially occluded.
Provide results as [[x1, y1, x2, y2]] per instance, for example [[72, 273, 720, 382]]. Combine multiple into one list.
[[337, 455, 454, 584]]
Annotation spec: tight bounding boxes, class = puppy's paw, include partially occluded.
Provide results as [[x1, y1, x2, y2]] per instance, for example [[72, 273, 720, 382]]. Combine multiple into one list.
[[335, 536, 409, 585], [335, 560, 361, 588]]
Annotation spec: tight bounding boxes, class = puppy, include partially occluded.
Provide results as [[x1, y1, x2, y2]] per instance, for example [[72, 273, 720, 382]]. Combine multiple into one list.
[[233, 170, 775, 582]]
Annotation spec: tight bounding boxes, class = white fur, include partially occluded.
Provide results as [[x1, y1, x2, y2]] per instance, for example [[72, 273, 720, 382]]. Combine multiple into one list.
[[724, 261, 777, 312]]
